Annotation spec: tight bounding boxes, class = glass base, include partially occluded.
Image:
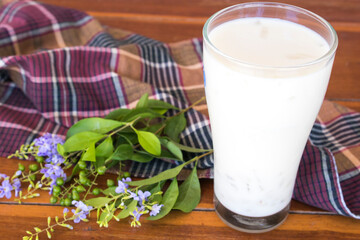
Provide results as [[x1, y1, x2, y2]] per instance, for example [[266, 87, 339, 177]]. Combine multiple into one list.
[[214, 195, 290, 233]]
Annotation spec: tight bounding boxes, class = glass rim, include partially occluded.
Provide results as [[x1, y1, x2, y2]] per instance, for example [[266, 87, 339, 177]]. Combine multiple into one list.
[[202, 2, 338, 70]]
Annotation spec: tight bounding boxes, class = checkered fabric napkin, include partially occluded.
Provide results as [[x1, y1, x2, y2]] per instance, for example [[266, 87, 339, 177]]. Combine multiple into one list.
[[0, 0, 359, 219]]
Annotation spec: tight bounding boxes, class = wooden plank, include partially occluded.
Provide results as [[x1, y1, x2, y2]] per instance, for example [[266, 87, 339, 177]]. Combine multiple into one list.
[[333, 101, 360, 112], [0, 204, 359, 239], [0, 157, 326, 213], [38, 0, 360, 24]]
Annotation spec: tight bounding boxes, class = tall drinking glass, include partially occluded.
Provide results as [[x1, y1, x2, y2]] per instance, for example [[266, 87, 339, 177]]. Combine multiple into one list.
[[203, 2, 338, 233]]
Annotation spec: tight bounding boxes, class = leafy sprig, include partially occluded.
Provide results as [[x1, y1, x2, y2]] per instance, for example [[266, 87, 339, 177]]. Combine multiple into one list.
[[2, 94, 213, 239]]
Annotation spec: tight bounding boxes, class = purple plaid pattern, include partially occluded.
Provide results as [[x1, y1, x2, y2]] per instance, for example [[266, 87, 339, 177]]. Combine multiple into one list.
[[0, 0, 359, 219]]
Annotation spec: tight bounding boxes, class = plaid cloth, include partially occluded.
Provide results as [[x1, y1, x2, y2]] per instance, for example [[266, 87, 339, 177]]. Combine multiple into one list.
[[0, 1, 359, 219]]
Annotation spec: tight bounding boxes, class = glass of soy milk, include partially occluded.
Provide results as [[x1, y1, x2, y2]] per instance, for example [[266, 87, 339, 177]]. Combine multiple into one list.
[[203, 2, 338, 233]]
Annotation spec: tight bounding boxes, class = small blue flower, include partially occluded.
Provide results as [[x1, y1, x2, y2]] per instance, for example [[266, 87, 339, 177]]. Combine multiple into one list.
[[71, 201, 92, 223], [122, 177, 131, 182], [63, 208, 69, 214], [132, 206, 145, 221], [127, 190, 137, 199], [15, 170, 22, 176], [134, 190, 151, 205], [115, 178, 132, 194], [72, 200, 93, 212], [41, 164, 66, 179], [0, 179, 13, 199], [115, 178, 131, 193], [71, 209, 88, 223], [48, 154, 65, 165], [34, 133, 64, 161], [40, 164, 66, 194], [0, 174, 8, 179], [12, 178, 21, 197], [150, 204, 164, 216]]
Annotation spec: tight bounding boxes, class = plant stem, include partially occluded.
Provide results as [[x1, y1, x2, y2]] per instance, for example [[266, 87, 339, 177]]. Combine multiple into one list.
[[154, 96, 206, 135], [83, 173, 99, 200], [177, 96, 206, 116], [185, 150, 213, 166]]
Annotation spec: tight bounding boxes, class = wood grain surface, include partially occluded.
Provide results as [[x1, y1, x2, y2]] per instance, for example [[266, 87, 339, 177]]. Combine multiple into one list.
[[1, 157, 359, 239], [0, 0, 359, 239]]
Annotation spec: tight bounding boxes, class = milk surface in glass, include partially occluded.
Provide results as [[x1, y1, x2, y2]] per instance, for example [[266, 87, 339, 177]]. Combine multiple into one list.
[[204, 17, 333, 217]]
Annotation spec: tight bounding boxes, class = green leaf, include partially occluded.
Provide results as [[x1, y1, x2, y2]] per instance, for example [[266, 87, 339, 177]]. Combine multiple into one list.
[[66, 118, 126, 138], [128, 162, 184, 187], [137, 130, 161, 156], [95, 157, 106, 169], [149, 182, 163, 204], [164, 113, 186, 142], [117, 133, 138, 145], [135, 149, 182, 162], [99, 211, 113, 225], [173, 166, 201, 212], [147, 178, 179, 220], [122, 108, 165, 122], [152, 109, 168, 115], [66, 163, 80, 182], [111, 144, 133, 161], [129, 152, 153, 163], [147, 99, 178, 110], [63, 131, 105, 152], [81, 143, 96, 162], [136, 93, 149, 108], [117, 200, 138, 219], [139, 183, 158, 192], [96, 137, 114, 158], [85, 197, 112, 208], [105, 108, 131, 121], [57, 144, 65, 157], [146, 123, 164, 134], [102, 186, 117, 196], [170, 139, 212, 153], [160, 138, 183, 161], [105, 160, 117, 170]]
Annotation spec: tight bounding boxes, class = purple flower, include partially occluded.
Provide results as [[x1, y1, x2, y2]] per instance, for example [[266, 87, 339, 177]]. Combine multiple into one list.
[[0, 179, 13, 199], [122, 177, 131, 183], [150, 204, 163, 216], [72, 200, 93, 213], [12, 178, 21, 197], [15, 170, 22, 176], [127, 190, 137, 199], [132, 206, 145, 221], [40, 164, 66, 194], [71, 209, 88, 223], [134, 190, 151, 205], [71, 201, 93, 223], [34, 134, 65, 163], [63, 208, 69, 214], [41, 164, 66, 179], [48, 154, 64, 164], [0, 174, 8, 179], [115, 178, 131, 194]]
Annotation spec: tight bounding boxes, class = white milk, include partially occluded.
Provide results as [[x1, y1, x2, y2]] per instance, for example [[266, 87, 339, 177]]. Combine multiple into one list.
[[204, 18, 334, 217]]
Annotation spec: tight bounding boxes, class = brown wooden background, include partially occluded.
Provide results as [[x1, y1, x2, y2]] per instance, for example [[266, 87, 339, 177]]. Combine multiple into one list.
[[0, 0, 359, 239]]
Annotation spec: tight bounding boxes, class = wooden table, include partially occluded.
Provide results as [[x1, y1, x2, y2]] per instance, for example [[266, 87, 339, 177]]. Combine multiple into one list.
[[1, 0, 360, 239]]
